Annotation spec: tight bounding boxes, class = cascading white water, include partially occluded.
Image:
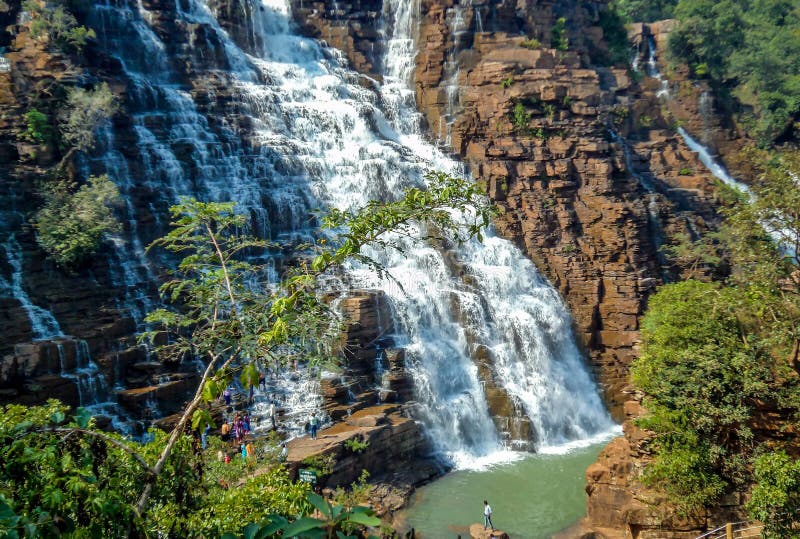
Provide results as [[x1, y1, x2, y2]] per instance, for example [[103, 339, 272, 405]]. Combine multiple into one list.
[[1, 234, 63, 340], [677, 127, 750, 193], [80, 0, 617, 463], [645, 37, 670, 99], [638, 36, 749, 196], [639, 31, 797, 260], [242, 0, 615, 463]]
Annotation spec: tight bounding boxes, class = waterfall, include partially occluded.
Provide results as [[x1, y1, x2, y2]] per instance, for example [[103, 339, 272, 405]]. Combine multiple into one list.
[[676, 127, 750, 193], [638, 36, 749, 195], [1, 234, 63, 340], [639, 30, 797, 260], [645, 37, 670, 99], [77, 0, 616, 464]]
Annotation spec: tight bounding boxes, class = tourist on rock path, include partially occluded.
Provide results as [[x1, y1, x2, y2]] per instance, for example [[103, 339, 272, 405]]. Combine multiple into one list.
[[483, 500, 494, 531], [309, 412, 319, 440]]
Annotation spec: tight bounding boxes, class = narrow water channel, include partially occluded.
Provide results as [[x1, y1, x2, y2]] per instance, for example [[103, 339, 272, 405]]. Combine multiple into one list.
[[398, 441, 609, 539]]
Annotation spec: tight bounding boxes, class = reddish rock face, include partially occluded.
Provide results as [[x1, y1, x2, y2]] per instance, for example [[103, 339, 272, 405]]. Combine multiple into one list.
[[281, 0, 724, 419], [411, 6, 721, 417]]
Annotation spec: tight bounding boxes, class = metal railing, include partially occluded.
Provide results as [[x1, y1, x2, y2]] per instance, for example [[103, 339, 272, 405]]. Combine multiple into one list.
[[695, 522, 763, 539]]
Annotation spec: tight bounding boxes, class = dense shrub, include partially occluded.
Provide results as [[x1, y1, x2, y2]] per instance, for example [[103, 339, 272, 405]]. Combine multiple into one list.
[[597, 6, 631, 66], [58, 83, 117, 153], [668, 0, 800, 145], [747, 451, 800, 538], [33, 175, 121, 268], [23, 0, 95, 52], [612, 0, 678, 22], [21, 108, 53, 144], [550, 17, 569, 51], [634, 150, 800, 514]]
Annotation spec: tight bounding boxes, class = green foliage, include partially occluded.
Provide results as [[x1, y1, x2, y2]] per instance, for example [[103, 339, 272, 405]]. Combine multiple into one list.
[[301, 454, 335, 478], [331, 470, 372, 510], [0, 401, 197, 538], [58, 83, 117, 154], [33, 175, 121, 268], [24, 0, 96, 53], [638, 113, 652, 128], [343, 436, 369, 454], [611, 105, 629, 127], [221, 492, 381, 539], [633, 149, 800, 513], [612, 0, 677, 22], [668, 0, 800, 145], [511, 102, 531, 132], [0, 401, 384, 538], [678, 167, 692, 175], [550, 17, 569, 51], [597, 5, 631, 66], [142, 169, 495, 439], [180, 467, 311, 538], [633, 280, 777, 509], [747, 451, 800, 538], [500, 77, 514, 89], [521, 37, 541, 49], [21, 108, 53, 145], [693, 62, 708, 77], [543, 102, 556, 119]]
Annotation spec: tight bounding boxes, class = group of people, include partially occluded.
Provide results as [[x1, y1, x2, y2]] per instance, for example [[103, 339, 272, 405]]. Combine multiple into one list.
[[220, 412, 252, 444]]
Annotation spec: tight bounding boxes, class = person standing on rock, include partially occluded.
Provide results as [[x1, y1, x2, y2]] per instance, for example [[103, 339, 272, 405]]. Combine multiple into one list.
[[279, 442, 288, 462], [309, 412, 319, 440], [268, 401, 277, 429], [483, 500, 494, 531]]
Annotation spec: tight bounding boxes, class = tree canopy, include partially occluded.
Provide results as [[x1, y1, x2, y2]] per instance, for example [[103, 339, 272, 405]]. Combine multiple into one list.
[[667, 0, 800, 145], [633, 150, 800, 521]]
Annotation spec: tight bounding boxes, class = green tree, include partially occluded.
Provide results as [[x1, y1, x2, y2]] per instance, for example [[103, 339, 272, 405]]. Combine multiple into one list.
[[33, 175, 121, 269], [21, 109, 53, 145], [551, 17, 569, 51], [632, 149, 800, 512], [57, 83, 117, 166], [136, 171, 494, 516], [598, 5, 631, 66], [633, 280, 777, 509], [747, 451, 800, 538], [612, 0, 678, 22], [668, 0, 800, 145], [24, 0, 96, 53]]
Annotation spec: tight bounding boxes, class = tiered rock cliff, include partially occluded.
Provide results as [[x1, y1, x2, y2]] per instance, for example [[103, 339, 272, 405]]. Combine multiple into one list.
[[0, 2, 765, 535], [288, 0, 722, 419], [279, 2, 765, 536]]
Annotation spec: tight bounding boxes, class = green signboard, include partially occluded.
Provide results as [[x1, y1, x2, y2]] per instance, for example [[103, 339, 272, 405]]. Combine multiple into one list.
[[298, 468, 317, 484]]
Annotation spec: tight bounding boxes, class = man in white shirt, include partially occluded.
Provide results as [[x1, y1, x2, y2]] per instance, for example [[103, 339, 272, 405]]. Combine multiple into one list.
[[483, 500, 494, 531]]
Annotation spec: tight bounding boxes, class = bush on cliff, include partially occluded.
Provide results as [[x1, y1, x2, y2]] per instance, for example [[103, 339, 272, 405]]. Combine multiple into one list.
[[612, 0, 678, 22], [667, 0, 800, 145], [596, 5, 631, 66], [748, 450, 800, 538], [58, 83, 117, 157], [23, 0, 95, 53], [634, 150, 800, 514], [33, 175, 121, 269]]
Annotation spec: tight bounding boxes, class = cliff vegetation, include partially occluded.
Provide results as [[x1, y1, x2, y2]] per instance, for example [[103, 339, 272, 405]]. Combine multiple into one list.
[[633, 149, 800, 535]]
